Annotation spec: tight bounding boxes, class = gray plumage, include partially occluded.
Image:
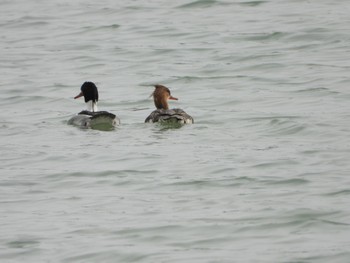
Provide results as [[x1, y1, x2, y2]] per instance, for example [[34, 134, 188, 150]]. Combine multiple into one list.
[[145, 108, 194, 124]]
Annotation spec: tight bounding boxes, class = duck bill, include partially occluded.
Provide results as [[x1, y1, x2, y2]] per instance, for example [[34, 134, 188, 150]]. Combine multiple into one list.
[[169, 96, 178, 100], [74, 91, 83, 99]]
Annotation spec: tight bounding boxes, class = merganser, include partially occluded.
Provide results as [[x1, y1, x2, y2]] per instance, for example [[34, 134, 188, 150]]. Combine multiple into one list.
[[145, 84, 194, 124], [68, 81, 120, 129]]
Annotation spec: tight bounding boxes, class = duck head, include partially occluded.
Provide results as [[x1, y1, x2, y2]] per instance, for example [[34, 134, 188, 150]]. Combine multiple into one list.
[[74, 81, 99, 112], [152, 84, 178, 110]]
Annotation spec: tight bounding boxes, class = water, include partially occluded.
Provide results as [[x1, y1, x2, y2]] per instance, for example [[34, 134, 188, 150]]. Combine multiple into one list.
[[1, 0, 350, 262]]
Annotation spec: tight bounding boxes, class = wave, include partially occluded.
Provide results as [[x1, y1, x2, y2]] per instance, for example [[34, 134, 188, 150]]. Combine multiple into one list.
[[177, 0, 267, 9]]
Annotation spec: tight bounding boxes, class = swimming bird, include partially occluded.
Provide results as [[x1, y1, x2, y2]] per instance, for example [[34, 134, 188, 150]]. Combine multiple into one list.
[[68, 81, 120, 128], [145, 84, 193, 124]]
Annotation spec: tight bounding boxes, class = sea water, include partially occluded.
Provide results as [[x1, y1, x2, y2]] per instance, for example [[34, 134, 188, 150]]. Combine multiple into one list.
[[1, 0, 350, 262]]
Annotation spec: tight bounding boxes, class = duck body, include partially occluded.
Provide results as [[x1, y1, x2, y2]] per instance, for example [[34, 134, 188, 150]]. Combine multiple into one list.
[[69, 82, 120, 129], [145, 108, 193, 124], [68, 110, 119, 128], [145, 85, 193, 124]]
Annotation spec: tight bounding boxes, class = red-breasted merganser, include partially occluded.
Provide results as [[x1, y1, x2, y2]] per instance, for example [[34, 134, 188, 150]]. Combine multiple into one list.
[[145, 85, 193, 124], [68, 81, 120, 128]]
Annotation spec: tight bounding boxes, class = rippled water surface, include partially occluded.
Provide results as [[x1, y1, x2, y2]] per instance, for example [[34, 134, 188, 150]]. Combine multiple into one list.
[[1, 0, 350, 262]]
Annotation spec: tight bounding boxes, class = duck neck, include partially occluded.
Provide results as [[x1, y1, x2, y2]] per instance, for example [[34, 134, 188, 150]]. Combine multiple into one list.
[[86, 100, 98, 112], [155, 96, 169, 110]]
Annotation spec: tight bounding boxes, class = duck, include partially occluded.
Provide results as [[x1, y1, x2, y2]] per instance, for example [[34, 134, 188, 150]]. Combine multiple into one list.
[[68, 81, 120, 128], [145, 84, 193, 124]]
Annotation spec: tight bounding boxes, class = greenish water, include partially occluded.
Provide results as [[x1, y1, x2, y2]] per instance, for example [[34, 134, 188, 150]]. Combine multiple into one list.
[[1, 0, 350, 262]]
